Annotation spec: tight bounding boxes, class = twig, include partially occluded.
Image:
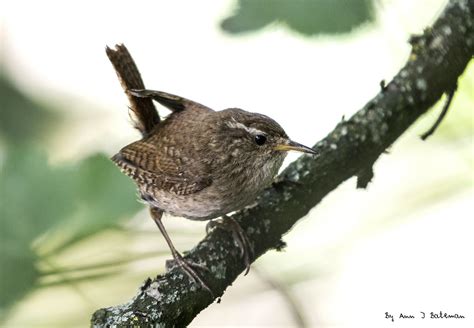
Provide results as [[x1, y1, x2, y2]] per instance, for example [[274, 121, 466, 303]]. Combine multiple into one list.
[[420, 84, 458, 140], [253, 267, 307, 328]]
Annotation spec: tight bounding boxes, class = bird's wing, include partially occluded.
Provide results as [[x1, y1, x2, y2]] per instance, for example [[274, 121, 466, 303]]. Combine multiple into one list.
[[112, 141, 212, 196], [129, 89, 211, 113]]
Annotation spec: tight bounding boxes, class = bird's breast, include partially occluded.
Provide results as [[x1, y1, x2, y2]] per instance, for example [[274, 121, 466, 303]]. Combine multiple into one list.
[[142, 154, 285, 221]]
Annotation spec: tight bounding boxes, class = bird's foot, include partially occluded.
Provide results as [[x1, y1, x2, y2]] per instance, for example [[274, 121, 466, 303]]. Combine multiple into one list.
[[206, 216, 254, 275], [166, 253, 214, 298]]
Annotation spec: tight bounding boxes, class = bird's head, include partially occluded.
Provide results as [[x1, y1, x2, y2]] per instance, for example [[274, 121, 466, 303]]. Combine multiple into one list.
[[212, 108, 318, 172]]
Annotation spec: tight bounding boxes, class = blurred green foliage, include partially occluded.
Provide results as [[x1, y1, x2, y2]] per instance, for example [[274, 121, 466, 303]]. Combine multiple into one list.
[[0, 75, 55, 144], [0, 77, 142, 316], [221, 0, 374, 35]]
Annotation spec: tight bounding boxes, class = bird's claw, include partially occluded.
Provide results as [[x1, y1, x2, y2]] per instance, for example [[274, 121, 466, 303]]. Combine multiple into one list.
[[206, 216, 254, 275], [166, 253, 214, 298]]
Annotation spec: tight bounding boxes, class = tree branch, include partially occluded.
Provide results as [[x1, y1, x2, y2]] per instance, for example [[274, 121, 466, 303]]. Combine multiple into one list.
[[92, 1, 474, 326]]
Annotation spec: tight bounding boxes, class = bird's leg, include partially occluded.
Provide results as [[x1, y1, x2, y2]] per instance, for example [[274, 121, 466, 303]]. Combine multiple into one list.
[[206, 215, 254, 275], [149, 207, 213, 296]]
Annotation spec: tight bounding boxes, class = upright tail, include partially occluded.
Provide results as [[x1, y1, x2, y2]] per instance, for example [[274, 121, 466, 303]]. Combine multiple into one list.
[[106, 44, 160, 136]]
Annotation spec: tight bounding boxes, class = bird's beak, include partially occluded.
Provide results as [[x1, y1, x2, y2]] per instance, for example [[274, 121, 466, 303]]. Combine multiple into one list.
[[274, 140, 319, 155]]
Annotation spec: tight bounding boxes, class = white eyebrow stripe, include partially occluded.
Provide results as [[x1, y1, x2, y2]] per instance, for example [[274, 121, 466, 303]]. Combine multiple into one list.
[[226, 118, 266, 135]]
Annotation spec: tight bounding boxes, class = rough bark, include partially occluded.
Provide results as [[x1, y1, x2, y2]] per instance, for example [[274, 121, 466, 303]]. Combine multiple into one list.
[[92, 1, 474, 326]]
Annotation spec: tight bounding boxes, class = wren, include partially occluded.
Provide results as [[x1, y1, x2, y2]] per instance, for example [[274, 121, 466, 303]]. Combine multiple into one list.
[[112, 89, 317, 295]]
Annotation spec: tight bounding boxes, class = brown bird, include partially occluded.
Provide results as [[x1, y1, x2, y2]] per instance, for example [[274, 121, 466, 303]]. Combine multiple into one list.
[[112, 88, 317, 294]]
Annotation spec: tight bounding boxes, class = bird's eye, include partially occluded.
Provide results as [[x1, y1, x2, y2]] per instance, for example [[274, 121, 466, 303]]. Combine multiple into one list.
[[254, 134, 267, 146]]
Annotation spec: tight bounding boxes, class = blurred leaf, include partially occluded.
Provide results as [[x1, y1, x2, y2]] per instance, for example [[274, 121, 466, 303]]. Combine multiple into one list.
[[0, 75, 56, 145], [0, 146, 142, 313], [221, 0, 374, 36], [52, 154, 144, 251], [0, 246, 38, 316]]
